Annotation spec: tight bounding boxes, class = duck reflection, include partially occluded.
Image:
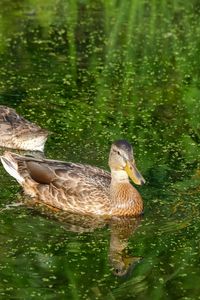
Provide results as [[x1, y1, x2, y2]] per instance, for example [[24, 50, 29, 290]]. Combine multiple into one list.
[[29, 204, 143, 277], [108, 216, 142, 276]]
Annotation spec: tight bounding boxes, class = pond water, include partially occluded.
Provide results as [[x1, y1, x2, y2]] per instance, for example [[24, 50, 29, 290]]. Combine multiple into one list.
[[0, 1, 200, 299]]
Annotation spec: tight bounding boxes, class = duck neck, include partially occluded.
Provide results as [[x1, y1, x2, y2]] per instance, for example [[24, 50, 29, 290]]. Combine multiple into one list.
[[109, 169, 143, 216], [110, 170, 129, 185]]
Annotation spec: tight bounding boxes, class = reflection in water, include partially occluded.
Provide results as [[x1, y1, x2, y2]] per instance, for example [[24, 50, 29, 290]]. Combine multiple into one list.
[[29, 204, 143, 277], [109, 216, 142, 277]]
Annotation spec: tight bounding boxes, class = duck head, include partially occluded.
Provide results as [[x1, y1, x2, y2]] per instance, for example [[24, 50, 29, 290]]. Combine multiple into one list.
[[108, 140, 145, 185]]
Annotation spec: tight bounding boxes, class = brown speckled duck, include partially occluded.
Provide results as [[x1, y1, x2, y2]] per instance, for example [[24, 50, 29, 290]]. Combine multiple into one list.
[[0, 106, 48, 151], [0, 140, 145, 217]]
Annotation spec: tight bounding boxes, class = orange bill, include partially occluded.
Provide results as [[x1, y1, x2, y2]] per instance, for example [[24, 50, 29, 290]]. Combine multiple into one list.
[[124, 161, 145, 185]]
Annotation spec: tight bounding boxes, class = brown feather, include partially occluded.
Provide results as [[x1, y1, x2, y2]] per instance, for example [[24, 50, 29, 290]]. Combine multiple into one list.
[[26, 161, 55, 184], [0, 106, 48, 151]]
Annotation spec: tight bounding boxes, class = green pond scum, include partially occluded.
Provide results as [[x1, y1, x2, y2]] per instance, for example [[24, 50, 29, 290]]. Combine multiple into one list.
[[0, 0, 200, 299]]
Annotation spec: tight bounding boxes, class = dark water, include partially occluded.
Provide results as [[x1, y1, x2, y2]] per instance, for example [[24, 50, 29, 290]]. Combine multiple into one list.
[[0, 1, 200, 299]]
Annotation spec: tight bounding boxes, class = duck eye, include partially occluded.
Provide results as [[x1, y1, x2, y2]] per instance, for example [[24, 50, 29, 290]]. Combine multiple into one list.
[[117, 151, 120, 155]]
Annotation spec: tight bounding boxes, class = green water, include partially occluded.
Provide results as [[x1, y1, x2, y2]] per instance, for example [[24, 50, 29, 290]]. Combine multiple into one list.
[[0, 0, 200, 299]]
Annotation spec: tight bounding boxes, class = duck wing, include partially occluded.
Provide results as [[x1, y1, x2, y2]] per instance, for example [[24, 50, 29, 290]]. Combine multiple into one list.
[[1, 152, 112, 214], [0, 106, 48, 135], [0, 106, 48, 150]]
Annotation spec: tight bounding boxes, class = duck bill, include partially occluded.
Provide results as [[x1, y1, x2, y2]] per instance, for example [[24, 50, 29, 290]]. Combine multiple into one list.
[[124, 161, 145, 185]]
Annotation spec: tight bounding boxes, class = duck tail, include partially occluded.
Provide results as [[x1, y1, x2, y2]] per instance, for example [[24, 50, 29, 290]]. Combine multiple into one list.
[[0, 152, 24, 184]]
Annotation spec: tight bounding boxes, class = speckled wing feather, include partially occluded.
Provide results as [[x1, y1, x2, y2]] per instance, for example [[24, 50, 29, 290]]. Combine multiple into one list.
[[12, 154, 112, 215], [0, 106, 48, 150], [0, 106, 39, 134]]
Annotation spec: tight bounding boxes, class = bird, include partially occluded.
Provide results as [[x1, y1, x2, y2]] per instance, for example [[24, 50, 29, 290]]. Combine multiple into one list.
[[0, 106, 48, 151], [0, 140, 145, 217]]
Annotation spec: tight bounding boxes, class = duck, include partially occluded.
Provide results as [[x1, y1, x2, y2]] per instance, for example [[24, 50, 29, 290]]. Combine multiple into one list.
[[0, 106, 48, 151], [0, 140, 145, 217]]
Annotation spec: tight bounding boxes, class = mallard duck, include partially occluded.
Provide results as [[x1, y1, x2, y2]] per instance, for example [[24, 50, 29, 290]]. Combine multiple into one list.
[[0, 140, 145, 216], [0, 106, 48, 151]]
